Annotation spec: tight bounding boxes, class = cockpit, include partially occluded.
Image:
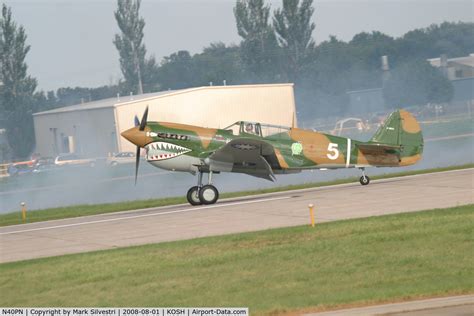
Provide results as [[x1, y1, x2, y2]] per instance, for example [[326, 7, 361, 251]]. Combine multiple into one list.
[[224, 121, 291, 138]]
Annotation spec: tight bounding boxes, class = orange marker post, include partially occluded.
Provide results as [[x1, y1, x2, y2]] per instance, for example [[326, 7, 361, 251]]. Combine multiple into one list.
[[308, 203, 315, 228], [21, 202, 26, 222]]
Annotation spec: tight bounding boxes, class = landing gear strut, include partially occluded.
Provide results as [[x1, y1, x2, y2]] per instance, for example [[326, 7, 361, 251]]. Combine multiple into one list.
[[186, 170, 219, 205], [359, 167, 370, 185]]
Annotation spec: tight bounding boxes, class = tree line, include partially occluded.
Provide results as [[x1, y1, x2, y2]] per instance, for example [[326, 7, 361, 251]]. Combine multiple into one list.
[[0, 0, 473, 159]]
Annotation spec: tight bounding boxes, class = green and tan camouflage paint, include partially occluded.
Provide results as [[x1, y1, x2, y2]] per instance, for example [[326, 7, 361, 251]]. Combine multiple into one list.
[[122, 109, 423, 176]]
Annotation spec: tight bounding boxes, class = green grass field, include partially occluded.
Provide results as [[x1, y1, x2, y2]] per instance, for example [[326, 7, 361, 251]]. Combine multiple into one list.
[[1, 205, 473, 314], [421, 117, 474, 138], [1, 163, 472, 227]]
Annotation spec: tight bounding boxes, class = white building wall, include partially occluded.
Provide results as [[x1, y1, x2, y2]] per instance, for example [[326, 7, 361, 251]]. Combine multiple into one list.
[[33, 107, 117, 157]]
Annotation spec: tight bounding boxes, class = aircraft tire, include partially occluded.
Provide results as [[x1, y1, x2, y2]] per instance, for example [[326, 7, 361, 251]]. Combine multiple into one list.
[[359, 175, 370, 185], [199, 185, 219, 205], [187, 186, 202, 206]]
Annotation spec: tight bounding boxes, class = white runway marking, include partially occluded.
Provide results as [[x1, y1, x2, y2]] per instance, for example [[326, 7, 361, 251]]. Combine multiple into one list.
[[345, 138, 351, 168], [0, 196, 292, 236]]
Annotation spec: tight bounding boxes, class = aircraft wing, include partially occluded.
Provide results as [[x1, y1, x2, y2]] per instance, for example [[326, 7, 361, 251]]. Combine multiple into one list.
[[208, 138, 276, 181]]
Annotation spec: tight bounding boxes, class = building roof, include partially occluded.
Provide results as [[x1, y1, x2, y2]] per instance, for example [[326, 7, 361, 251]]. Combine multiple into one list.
[[428, 53, 474, 68], [33, 83, 294, 116], [33, 90, 178, 116]]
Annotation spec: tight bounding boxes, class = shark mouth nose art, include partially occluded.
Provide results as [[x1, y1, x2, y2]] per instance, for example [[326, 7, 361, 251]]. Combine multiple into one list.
[[145, 142, 192, 161]]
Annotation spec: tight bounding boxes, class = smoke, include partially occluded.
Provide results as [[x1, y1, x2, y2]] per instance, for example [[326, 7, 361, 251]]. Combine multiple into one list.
[[1, 123, 472, 214]]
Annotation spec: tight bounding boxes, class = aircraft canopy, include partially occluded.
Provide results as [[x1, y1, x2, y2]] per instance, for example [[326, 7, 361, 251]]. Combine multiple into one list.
[[224, 121, 290, 137]]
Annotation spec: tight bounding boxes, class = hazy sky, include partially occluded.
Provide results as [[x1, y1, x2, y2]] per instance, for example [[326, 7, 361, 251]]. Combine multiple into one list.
[[5, 0, 473, 91]]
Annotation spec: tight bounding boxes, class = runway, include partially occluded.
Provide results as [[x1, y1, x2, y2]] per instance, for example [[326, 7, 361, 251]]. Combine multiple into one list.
[[305, 295, 474, 315], [0, 169, 472, 263]]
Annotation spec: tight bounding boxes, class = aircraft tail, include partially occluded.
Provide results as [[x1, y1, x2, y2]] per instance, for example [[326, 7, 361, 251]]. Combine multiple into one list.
[[368, 109, 423, 166]]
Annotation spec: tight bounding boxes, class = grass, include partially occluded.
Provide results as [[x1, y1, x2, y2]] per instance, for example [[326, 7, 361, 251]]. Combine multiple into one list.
[[0, 205, 473, 314], [421, 117, 474, 138], [1, 163, 473, 227]]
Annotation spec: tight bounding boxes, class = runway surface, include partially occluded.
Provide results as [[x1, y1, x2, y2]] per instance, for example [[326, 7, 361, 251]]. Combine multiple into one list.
[[0, 169, 472, 263], [305, 295, 474, 315]]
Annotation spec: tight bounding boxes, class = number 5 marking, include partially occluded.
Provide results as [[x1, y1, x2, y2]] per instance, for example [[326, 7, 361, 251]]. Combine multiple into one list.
[[327, 143, 339, 160]]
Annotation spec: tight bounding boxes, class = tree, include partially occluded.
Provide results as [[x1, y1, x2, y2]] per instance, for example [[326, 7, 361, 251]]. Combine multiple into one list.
[[114, 0, 157, 94], [33, 90, 57, 113], [295, 36, 350, 117], [396, 22, 474, 62], [273, 0, 316, 82], [383, 60, 453, 108], [156, 51, 197, 90], [234, 0, 280, 82], [153, 43, 244, 90], [0, 4, 37, 158], [349, 31, 396, 69], [193, 42, 244, 86], [54, 85, 120, 107]]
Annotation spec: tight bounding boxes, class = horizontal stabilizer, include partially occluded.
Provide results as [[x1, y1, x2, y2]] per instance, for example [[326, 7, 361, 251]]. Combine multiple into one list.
[[358, 143, 401, 155]]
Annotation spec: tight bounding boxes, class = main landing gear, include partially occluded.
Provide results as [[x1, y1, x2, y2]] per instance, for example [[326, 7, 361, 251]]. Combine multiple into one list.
[[186, 170, 219, 205], [359, 167, 370, 185]]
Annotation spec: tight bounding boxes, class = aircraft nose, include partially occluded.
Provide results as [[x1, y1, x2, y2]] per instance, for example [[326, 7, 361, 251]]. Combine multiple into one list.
[[121, 126, 150, 148]]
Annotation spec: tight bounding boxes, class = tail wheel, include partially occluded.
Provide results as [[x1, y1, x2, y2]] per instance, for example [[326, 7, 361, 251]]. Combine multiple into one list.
[[199, 185, 219, 205], [359, 175, 370, 185], [187, 186, 202, 206]]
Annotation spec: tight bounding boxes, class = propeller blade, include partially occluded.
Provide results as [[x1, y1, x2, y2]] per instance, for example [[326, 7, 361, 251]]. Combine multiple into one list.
[[139, 106, 149, 131], [135, 146, 140, 185], [135, 106, 148, 185]]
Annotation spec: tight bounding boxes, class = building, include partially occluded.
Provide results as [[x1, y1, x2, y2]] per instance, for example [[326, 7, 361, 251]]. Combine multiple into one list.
[[428, 54, 474, 106], [33, 83, 296, 157], [428, 54, 474, 80]]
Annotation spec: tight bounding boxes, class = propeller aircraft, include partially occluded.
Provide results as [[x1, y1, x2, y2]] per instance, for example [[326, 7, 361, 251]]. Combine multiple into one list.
[[121, 108, 423, 205]]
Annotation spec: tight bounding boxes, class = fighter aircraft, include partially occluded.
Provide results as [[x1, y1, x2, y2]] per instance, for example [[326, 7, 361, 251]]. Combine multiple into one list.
[[121, 108, 423, 205]]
